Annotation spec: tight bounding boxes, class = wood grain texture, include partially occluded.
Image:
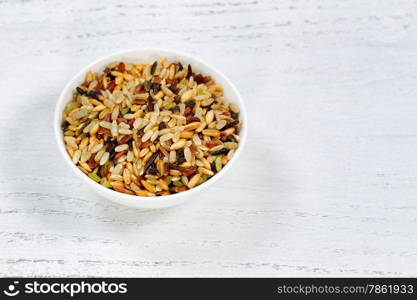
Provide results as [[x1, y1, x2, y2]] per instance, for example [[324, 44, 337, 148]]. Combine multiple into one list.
[[1, 0, 417, 277]]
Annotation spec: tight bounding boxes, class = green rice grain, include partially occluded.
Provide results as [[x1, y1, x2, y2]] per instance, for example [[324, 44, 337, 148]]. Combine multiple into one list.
[[88, 173, 101, 182], [64, 103, 78, 114], [101, 181, 113, 188], [163, 103, 176, 110], [173, 180, 183, 186]]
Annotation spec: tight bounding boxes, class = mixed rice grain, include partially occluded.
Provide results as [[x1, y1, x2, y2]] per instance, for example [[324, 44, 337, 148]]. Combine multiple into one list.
[[62, 58, 241, 196]]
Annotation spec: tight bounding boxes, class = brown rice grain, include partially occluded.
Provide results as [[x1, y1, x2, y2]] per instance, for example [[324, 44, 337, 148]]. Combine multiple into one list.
[[180, 131, 194, 139], [123, 169, 131, 184], [216, 119, 227, 130], [110, 181, 124, 188], [139, 148, 149, 158], [205, 110, 214, 124], [202, 129, 220, 137], [210, 145, 224, 152], [184, 122, 200, 131], [187, 174, 201, 189], [222, 127, 235, 136], [192, 134, 202, 146], [142, 151, 153, 165], [229, 103, 240, 114], [201, 168, 214, 176], [135, 190, 155, 197], [141, 180, 156, 193], [195, 122, 207, 132], [79, 162, 92, 172]]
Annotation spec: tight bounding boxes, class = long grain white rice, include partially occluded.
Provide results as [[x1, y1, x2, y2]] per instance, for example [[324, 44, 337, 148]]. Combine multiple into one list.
[[99, 152, 109, 165], [142, 130, 153, 142], [184, 146, 192, 162], [115, 144, 128, 152]]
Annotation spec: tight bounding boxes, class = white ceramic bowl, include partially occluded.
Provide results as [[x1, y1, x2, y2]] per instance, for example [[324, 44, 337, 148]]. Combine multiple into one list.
[[54, 49, 247, 209]]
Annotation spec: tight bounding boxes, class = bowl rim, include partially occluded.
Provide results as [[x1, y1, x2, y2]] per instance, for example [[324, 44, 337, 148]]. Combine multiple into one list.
[[54, 48, 247, 206]]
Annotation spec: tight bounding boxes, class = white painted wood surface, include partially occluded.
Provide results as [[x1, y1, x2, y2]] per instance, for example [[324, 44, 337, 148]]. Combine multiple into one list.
[[1, 0, 417, 277]]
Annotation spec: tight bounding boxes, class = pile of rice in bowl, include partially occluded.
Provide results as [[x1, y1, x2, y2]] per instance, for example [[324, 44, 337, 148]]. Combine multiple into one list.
[[61, 58, 241, 196]]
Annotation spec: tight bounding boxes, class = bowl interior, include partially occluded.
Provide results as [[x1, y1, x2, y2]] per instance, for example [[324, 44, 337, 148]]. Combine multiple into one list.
[[55, 49, 247, 208]]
